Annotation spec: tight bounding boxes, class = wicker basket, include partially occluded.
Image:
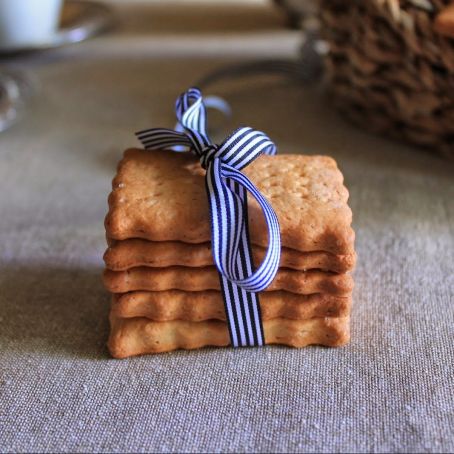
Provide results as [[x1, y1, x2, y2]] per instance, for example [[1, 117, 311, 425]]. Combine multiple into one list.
[[320, 0, 454, 159]]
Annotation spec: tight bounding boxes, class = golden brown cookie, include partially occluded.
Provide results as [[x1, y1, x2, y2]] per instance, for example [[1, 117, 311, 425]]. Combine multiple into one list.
[[108, 315, 351, 357], [111, 290, 351, 322], [103, 266, 354, 296], [105, 149, 355, 255], [104, 238, 356, 273]]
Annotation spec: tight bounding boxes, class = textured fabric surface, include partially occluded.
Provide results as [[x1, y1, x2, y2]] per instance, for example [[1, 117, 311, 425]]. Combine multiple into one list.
[[1, 2, 453, 453]]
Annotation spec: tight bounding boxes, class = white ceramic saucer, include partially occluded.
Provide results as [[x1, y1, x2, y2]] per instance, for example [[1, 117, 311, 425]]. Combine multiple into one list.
[[0, 0, 113, 56]]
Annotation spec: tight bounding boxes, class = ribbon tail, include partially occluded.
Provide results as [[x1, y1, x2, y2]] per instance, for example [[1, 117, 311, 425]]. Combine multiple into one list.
[[233, 180, 265, 346], [217, 180, 264, 347], [206, 161, 265, 347]]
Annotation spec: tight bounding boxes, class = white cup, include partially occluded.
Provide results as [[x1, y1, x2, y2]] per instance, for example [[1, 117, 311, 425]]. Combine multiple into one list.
[[0, 0, 63, 49]]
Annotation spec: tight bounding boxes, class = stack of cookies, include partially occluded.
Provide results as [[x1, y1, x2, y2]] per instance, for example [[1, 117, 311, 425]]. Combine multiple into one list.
[[103, 149, 356, 358]]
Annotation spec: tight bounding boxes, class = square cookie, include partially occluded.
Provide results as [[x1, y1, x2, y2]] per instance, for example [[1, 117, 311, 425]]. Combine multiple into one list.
[[103, 266, 354, 296], [108, 315, 351, 357], [105, 149, 355, 254], [104, 238, 356, 273], [111, 290, 351, 322]]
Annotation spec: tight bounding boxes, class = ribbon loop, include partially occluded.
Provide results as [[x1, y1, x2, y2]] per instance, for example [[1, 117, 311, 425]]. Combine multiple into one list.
[[135, 87, 281, 347], [211, 163, 281, 292], [215, 126, 276, 170]]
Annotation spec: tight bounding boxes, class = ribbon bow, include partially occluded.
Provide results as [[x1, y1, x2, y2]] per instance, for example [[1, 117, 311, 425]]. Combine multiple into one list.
[[136, 87, 281, 347]]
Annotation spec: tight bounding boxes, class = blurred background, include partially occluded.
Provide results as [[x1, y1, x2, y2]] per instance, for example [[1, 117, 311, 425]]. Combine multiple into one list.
[[1, 0, 454, 158], [0, 0, 311, 134]]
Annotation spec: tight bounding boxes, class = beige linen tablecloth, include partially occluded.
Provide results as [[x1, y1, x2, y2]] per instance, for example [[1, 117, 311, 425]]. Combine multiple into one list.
[[1, 2, 453, 452]]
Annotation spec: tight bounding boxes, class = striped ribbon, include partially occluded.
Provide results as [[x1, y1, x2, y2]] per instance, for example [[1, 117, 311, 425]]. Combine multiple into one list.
[[136, 87, 281, 347]]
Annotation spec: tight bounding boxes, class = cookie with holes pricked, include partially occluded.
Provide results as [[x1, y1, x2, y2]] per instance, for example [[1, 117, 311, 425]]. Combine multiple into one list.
[[105, 149, 355, 254]]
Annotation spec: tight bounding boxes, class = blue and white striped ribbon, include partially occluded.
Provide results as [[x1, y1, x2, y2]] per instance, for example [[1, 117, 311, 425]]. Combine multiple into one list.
[[136, 87, 281, 347]]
